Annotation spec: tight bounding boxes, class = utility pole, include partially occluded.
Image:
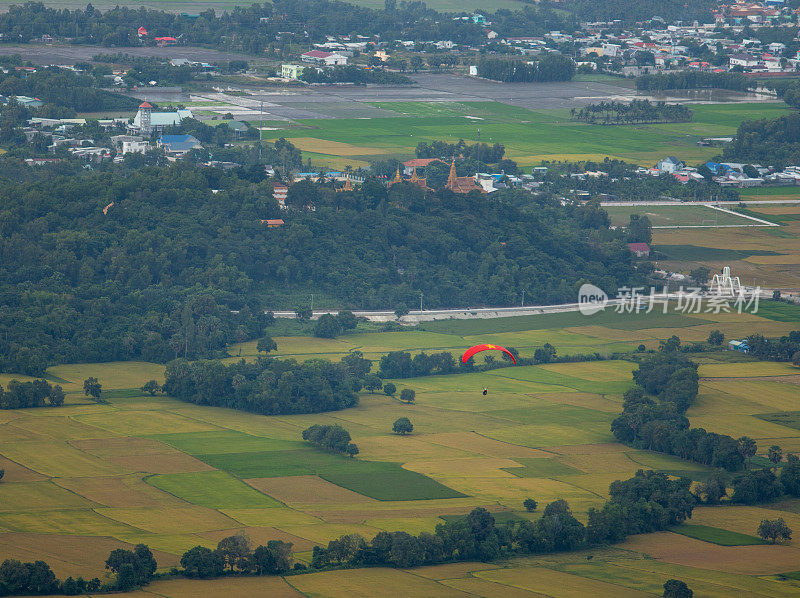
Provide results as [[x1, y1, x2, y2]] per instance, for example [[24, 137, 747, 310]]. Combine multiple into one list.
[[310, 294, 314, 311], [419, 292, 423, 312], [522, 290, 525, 308], [259, 100, 264, 163]]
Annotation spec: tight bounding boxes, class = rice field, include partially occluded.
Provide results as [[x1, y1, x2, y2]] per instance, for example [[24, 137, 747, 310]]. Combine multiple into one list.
[[0, 308, 800, 594]]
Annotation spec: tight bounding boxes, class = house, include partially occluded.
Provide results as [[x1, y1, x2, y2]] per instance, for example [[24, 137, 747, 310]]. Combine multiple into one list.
[[155, 37, 178, 47], [157, 134, 200, 156], [301, 50, 347, 66], [656, 156, 684, 174], [627, 243, 651, 258], [728, 339, 750, 353], [131, 102, 193, 135], [281, 64, 305, 80], [729, 53, 759, 68], [260, 219, 284, 227], [170, 58, 191, 67], [227, 121, 248, 136], [137, 26, 148, 37], [14, 96, 43, 108]]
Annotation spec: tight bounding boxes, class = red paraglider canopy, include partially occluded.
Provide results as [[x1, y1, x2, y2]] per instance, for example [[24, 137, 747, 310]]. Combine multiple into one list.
[[461, 344, 516, 364]]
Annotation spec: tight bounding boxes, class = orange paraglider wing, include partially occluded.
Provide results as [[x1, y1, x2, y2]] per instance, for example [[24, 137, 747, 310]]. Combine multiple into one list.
[[461, 344, 516, 364]]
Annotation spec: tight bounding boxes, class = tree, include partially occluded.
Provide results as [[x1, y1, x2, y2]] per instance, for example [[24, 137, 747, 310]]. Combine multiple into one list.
[[217, 533, 251, 571], [757, 518, 792, 544], [83, 377, 102, 402], [533, 343, 557, 364], [0, 469, 4, 481], [737, 436, 757, 468], [781, 453, 800, 496], [257, 336, 277, 354], [769, 445, 783, 468], [363, 374, 383, 393], [346, 442, 359, 457], [393, 417, 413, 435], [663, 579, 693, 598], [523, 498, 537, 512], [105, 545, 157, 588], [141, 380, 161, 396], [394, 306, 409, 319], [337, 310, 359, 331], [383, 382, 396, 396], [48, 385, 65, 406], [314, 313, 343, 338], [399, 388, 415, 404], [707, 330, 724, 346], [180, 546, 225, 578], [627, 214, 653, 244]]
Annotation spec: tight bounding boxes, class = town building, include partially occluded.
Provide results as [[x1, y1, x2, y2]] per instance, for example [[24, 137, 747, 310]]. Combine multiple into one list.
[[130, 102, 193, 135], [445, 160, 484, 194], [157, 134, 201, 156], [301, 50, 348, 66], [627, 242, 651, 258], [281, 64, 305, 80]]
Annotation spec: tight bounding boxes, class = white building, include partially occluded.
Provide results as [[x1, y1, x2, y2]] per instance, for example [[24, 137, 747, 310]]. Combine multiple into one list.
[[300, 50, 348, 66], [281, 64, 305, 79], [122, 140, 150, 154]]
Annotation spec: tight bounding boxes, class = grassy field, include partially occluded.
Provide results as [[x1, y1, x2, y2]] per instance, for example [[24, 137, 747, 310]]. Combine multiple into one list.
[[1, 308, 800, 594], [603, 205, 762, 228], [263, 101, 791, 170]]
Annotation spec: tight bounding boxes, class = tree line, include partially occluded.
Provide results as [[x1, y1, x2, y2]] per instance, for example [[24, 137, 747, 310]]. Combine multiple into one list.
[[743, 330, 800, 363], [311, 470, 693, 568], [477, 55, 576, 83], [415, 140, 506, 164], [0, 160, 644, 374], [611, 338, 748, 471], [572, 100, 692, 125], [300, 65, 412, 85], [635, 72, 751, 92]]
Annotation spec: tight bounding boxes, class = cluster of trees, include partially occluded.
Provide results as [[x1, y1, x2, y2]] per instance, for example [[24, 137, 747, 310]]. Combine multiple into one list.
[[743, 331, 800, 363], [723, 113, 800, 166], [415, 140, 506, 164], [302, 424, 359, 456], [635, 72, 750, 92], [301, 65, 412, 85], [180, 534, 293, 578], [0, 160, 644, 374], [572, 100, 692, 125], [0, 378, 64, 409], [477, 55, 575, 83], [310, 470, 693, 569], [612, 341, 747, 471], [313, 311, 359, 338], [0, 545, 157, 596], [0, 65, 139, 115], [164, 354, 364, 415], [392, 417, 413, 435]]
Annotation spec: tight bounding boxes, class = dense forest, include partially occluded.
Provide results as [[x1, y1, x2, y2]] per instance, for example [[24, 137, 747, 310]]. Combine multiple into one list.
[[547, 0, 717, 24], [723, 112, 800, 166], [0, 159, 644, 374], [572, 100, 692, 125], [477, 55, 575, 83]]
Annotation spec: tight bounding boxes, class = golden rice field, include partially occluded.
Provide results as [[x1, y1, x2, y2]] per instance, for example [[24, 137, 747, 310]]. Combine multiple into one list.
[[2, 307, 800, 596]]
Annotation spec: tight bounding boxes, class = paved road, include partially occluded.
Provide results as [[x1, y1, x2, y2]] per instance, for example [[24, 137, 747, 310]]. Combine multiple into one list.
[[271, 291, 775, 323]]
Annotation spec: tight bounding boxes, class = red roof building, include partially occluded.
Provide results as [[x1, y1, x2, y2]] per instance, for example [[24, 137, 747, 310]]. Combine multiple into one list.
[[138, 101, 153, 109], [627, 243, 651, 257], [138, 26, 148, 36], [261, 219, 285, 227]]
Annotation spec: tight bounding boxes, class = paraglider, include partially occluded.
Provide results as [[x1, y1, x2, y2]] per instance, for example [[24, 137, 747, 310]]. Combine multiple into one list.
[[461, 344, 516, 365]]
